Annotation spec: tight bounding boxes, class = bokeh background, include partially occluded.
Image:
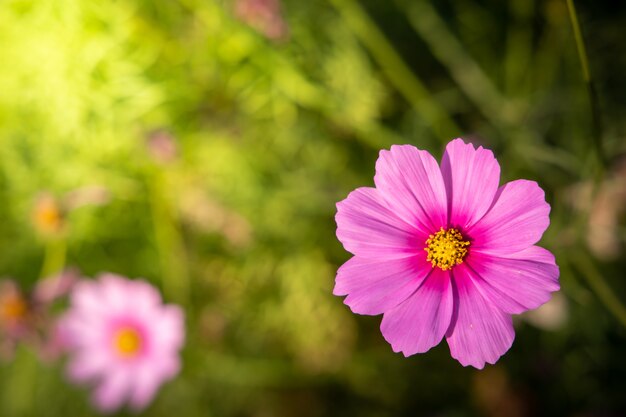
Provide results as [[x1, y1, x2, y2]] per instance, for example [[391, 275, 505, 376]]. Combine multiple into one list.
[[1, 0, 625, 416]]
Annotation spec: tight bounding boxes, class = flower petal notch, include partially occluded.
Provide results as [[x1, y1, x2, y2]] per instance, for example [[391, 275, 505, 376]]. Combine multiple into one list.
[[334, 138, 560, 369], [58, 274, 185, 412]]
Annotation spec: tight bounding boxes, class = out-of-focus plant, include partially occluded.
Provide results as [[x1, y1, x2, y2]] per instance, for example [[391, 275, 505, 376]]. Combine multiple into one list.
[[0, 0, 623, 416]]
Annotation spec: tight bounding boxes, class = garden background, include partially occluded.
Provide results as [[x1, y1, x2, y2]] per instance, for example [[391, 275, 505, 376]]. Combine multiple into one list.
[[0, 0, 625, 416]]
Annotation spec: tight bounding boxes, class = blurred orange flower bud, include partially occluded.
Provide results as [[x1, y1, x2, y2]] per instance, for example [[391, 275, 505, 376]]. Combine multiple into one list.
[[0, 280, 30, 341], [32, 193, 65, 237]]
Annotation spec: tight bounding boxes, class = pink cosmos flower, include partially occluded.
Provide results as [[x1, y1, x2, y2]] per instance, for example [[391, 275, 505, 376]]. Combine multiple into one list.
[[334, 139, 560, 369], [58, 273, 185, 412]]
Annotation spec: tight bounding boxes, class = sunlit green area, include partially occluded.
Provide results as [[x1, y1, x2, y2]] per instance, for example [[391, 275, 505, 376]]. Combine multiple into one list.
[[0, 0, 625, 416]]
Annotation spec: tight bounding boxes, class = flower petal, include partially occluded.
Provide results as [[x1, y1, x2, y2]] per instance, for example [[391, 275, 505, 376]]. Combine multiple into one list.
[[469, 180, 550, 255], [66, 348, 111, 382], [334, 255, 431, 315], [150, 305, 185, 351], [441, 139, 500, 230], [446, 269, 514, 369], [380, 268, 454, 356], [58, 311, 105, 349], [336, 187, 422, 259], [128, 360, 176, 412], [98, 273, 132, 314], [129, 280, 162, 311], [374, 145, 448, 233], [71, 280, 109, 317], [92, 368, 132, 412], [463, 247, 560, 315]]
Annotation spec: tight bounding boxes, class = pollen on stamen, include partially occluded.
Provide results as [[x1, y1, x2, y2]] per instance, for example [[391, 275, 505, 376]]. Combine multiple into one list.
[[424, 227, 470, 271]]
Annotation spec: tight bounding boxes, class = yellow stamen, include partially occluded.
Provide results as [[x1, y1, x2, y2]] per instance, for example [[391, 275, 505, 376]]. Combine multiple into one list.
[[424, 227, 470, 271], [113, 327, 142, 357]]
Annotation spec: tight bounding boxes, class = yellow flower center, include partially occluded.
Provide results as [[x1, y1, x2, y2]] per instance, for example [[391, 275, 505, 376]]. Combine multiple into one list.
[[424, 227, 470, 271], [113, 327, 142, 357]]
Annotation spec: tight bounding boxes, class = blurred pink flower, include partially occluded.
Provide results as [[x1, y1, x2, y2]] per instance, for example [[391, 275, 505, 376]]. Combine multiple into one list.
[[334, 139, 560, 369], [565, 156, 626, 260], [145, 130, 178, 165], [235, 0, 289, 40], [58, 273, 185, 412]]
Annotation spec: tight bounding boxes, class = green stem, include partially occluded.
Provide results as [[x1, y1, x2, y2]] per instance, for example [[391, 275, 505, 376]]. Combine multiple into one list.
[[572, 249, 626, 328], [565, 0, 590, 82], [4, 347, 38, 417], [566, 0, 606, 170], [329, 0, 460, 143], [403, 0, 512, 128], [38, 238, 66, 279], [148, 171, 190, 304]]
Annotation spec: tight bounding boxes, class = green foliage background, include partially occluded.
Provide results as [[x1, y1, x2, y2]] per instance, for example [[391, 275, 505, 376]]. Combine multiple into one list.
[[0, 0, 625, 416]]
